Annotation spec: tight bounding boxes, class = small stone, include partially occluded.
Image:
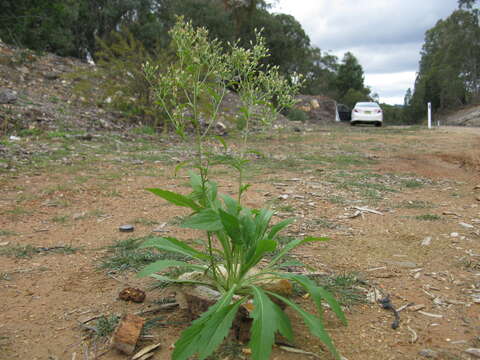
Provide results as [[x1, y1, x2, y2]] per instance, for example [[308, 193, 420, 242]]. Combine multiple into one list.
[[459, 222, 474, 229], [385, 260, 418, 269], [465, 349, 480, 358], [278, 194, 289, 200], [119, 225, 134, 233], [72, 212, 86, 220], [0, 88, 17, 104], [419, 349, 438, 358], [421, 237, 432, 246], [112, 314, 145, 355], [43, 71, 59, 80], [450, 232, 459, 238]]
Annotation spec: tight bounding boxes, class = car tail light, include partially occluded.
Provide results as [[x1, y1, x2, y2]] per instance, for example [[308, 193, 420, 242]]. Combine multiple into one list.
[[376, 109, 382, 113], [353, 109, 359, 112]]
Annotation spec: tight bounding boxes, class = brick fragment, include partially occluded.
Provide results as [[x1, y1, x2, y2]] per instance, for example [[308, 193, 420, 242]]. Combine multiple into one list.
[[112, 314, 145, 355]]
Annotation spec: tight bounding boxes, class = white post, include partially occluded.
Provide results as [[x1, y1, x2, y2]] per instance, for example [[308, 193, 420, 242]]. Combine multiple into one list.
[[427, 102, 432, 129]]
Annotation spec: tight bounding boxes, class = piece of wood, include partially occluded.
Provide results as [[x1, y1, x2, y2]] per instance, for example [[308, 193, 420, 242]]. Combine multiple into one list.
[[112, 314, 145, 355], [132, 343, 161, 360]]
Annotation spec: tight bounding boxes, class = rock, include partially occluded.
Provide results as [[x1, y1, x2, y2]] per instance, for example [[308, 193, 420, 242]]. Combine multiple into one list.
[[118, 287, 146, 303], [450, 232, 459, 238], [215, 121, 227, 136], [119, 224, 134, 233], [43, 71, 59, 80], [112, 314, 145, 355], [421, 237, 432, 246], [294, 95, 337, 123], [459, 222, 474, 229], [180, 285, 221, 320], [0, 88, 17, 104], [465, 349, 480, 358], [385, 260, 418, 269], [418, 349, 438, 358]]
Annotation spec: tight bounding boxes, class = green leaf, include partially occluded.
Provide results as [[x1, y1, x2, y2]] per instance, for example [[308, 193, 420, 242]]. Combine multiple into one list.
[[172, 288, 238, 360], [139, 236, 210, 261], [267, 218, 295, 240], [221, 194, 240, 216], [137, 259, 205, 278], [254, 208, 274, 240], [269, 236, 329, 267], [146, 188, 201, 211], [198, 300, 244, 359], [188, 171, 203, 193], [174, 161, 191, 176], [279, 274, 346, 325], [243, 239, 277, 273], [218, 209, 241, 243], [239, 183, 251, 196], [181, 209, 223, 231], [267, 291, 341, 360], [213, 135, 228, 150], [249, 286, 279, 360], [272, 303, 293, 342]]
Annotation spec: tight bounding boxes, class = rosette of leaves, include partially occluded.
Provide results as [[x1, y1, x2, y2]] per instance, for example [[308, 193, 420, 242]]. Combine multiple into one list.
[[139, 173, 346, 360]]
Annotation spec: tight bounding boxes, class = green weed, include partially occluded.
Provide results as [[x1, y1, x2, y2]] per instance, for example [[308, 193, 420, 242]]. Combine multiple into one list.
[[94, 315, 119, 338], [132, 217, 159, 226], [398, 200, 434, 209], [402, 179, 424, 188], [0, 230, 17, 237], [307, 273, 367, 306], [0, 244, 77, 258], [100, 236, 189, 272], [51, 215, 69, 223], [416, 214, 441, 221]]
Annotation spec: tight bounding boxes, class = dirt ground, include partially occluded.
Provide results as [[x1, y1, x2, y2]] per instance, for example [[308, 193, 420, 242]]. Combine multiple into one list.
[[1, 125, 479, 360]]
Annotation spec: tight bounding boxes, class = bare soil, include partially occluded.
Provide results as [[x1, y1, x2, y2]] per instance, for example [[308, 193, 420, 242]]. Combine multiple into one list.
[[1, 125, 480, 360]]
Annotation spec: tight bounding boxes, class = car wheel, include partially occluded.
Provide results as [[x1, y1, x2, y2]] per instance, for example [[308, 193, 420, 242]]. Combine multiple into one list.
[[375, 122, 382, 127]]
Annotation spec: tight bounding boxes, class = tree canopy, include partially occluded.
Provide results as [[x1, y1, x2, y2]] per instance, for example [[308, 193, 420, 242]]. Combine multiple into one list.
[[408, 7, 480, 121]]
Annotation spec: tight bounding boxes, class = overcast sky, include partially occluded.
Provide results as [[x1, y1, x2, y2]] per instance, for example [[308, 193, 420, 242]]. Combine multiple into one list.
[[271, 0, 459, 105]]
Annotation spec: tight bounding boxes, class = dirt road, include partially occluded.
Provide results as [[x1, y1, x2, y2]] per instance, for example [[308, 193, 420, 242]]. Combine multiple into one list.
[[1, 125, 479, 359]]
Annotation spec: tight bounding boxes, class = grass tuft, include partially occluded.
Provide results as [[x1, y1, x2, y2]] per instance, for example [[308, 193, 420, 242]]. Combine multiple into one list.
[[100, 236, 189, 272], [415, 214, 441, 221], [0, 244, 78, 258]]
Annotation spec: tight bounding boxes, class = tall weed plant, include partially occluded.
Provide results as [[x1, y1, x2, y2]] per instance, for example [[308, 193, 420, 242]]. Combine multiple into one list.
[[141, 17, 346, 360]]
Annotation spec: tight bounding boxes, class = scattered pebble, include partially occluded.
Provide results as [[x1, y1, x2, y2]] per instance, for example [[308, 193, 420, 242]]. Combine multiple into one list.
[[459, 222, 474, 229], [119, 224, 134, 233], [421, 237, 432, 246], [418, 349, 438, 358]]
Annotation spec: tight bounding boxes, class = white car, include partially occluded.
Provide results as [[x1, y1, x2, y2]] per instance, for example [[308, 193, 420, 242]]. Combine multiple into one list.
[[351, 102, 383, 127]]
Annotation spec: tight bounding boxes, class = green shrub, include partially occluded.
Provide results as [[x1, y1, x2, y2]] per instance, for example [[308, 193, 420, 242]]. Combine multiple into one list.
[[70, 29, 170, 130], [286, 108, 309, 122]]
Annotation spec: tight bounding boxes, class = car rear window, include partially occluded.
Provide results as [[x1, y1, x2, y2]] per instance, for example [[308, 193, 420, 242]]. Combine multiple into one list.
[[356, 103, 379, 108]]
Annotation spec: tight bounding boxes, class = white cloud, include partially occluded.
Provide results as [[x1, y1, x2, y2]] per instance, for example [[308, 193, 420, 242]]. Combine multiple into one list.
[[365, 71, 417, 105], [271, 0, 458, 103]]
